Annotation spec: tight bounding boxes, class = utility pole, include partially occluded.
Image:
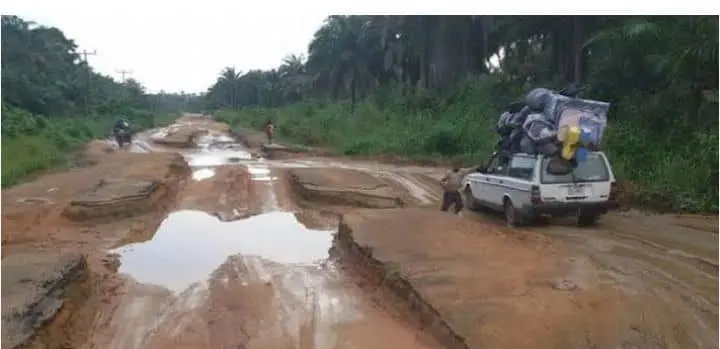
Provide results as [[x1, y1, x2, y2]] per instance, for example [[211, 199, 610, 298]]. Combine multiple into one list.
[[80, 49, 97, 63], [79, 49, 97, 113], [116, 69, 133, 108], [116, 69, 133, 83]]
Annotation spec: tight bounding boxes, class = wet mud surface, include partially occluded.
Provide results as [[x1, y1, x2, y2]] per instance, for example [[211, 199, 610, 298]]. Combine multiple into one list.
[[76, 116, 444, 349], [338, 208, 717, 349], [2, 114, 717, 349]]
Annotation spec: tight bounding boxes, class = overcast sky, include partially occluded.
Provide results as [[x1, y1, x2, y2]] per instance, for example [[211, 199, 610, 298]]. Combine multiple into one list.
[[5, 0, 708, 94], [4, 4, 327, 94]]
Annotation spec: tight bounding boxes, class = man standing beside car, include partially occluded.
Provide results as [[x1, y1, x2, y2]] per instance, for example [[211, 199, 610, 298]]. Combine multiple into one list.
[[440, 162, 476, 214]]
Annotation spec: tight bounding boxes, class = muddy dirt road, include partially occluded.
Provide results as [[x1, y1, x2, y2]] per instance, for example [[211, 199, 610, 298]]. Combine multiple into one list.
[[1, 114, 717, 349], [82, 118, 445, 349]]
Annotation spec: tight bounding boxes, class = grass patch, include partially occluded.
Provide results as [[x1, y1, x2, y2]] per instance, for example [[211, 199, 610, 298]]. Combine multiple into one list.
[[1, 104, 177, 188]]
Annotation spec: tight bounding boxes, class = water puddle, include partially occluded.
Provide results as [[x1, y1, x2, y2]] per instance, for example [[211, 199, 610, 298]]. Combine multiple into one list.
[[108, 210, 369, 348], [191, 168, 216, 181], [195, 132, 236, 149], [112, 210, 334, 293], [246, 163, 275, 182], [184, 150, 253, 167]]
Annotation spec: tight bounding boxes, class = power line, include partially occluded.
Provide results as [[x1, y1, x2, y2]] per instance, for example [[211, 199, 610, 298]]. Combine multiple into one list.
[[116, 69, 133, 83]]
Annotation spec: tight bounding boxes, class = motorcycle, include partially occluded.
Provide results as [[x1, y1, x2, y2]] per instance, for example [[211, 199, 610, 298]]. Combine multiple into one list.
[[114, 129, 132, 149]]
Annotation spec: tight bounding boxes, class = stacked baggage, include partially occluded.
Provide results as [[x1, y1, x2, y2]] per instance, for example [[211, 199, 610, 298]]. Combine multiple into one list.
[[495, 88, 610, 166]]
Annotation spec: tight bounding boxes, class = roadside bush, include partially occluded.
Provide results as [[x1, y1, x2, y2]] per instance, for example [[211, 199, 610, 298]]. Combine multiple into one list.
[[1, 103, 176, 188], [215, 75, 717, 212]]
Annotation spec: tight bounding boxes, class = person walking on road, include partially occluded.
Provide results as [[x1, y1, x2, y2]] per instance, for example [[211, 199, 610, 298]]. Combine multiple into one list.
[[440, 163, 475, 214], [264, 120, 275, 145]]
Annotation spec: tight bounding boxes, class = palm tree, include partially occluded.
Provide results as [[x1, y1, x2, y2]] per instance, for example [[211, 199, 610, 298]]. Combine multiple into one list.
[[217, 67, 241, 109], [307, 16, 376, 112], [279, 54, 310, 102]]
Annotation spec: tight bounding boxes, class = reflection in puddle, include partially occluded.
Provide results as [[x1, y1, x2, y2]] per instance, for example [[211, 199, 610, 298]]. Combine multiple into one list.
[[112, 210, 334, 293], [183, 132, 252, 167], [245, 162, 278, 209], [185, 150, 253, 167], [192, 168, 216, 181], [247, 163, 275, 181], [196, 133, 235, 147]]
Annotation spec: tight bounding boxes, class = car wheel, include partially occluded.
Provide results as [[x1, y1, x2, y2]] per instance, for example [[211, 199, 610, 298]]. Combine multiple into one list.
[[576, 213, 599, 227], [503, 199, 524, 227], [463, 186, 480, 211]]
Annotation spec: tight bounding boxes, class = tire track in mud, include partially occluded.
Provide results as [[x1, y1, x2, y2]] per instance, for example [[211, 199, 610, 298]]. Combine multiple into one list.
[[461, 208, 718, 348], [372, 170, 440, 206], [544, 223, 718, 347]]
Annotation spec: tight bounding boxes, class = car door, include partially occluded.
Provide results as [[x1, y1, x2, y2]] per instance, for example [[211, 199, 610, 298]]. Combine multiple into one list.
[[465, 156, 498, 208], [481, 156, 510, 210], [504, 155, 537, 208]]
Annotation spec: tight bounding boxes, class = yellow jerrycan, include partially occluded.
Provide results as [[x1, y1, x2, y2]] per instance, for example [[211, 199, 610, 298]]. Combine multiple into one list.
[[558, 125, 581, 160]]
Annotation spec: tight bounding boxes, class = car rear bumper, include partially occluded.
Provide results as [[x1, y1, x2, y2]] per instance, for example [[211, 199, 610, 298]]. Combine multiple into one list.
[[521, 200, 619, 217]]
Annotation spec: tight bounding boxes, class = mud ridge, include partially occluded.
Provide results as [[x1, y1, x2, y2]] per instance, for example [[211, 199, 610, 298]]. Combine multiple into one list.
[[62, 155, 190, 222], [260, 144, 302, 160], [333, 218, 469, 349], [5, 154, 192, 349], [227, 127, 263, 150], [22, 267, 93, 349], [287, 170, 405, 209], [2, 255, 90, 349], [152, 129, 208, 148], [62, 181, 160, 220]]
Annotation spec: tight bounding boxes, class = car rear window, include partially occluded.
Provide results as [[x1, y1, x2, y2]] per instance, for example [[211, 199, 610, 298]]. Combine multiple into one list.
[[541, 153, 610, 184], [508, 156, 536, 180]]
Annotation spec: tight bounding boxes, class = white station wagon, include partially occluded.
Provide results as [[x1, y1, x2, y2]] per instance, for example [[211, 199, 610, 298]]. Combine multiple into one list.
[[462, 151, 618, 226]]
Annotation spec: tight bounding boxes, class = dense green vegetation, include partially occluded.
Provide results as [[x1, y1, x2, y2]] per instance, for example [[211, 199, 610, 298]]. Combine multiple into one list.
[[207, 16, 718, 212], [1, 15, 193, 187]]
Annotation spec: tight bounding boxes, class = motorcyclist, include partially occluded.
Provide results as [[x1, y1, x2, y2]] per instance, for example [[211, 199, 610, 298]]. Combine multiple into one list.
[[112, 118, 131, 147], [113, 119, 130, 132]]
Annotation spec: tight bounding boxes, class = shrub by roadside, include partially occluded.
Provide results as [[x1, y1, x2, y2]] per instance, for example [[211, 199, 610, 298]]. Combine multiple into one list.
[[215, 78, 718, 213], [1, 103, 176, 188]]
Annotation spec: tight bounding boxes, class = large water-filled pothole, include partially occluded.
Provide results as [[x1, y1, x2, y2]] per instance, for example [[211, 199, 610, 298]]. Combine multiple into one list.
[[112, 210, 334, 293], [107, 210, 371, 348], [95, 124, 445, 349]]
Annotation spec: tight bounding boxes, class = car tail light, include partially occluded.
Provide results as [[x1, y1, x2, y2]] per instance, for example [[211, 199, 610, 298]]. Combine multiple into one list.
[[530, 185, 542, 204], [609, 182, 618, 201]]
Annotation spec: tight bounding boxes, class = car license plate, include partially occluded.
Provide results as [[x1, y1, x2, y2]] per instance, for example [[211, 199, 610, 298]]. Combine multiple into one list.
[[567, 185, 585, 196]]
